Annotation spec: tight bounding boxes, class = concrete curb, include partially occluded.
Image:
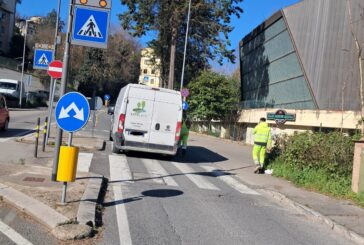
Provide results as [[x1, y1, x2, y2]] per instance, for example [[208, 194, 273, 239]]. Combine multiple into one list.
[[77, 174, 105, 227], [0, 183, 69, 229], [259, 189, 364, 245], [17, 135, 105, 151]]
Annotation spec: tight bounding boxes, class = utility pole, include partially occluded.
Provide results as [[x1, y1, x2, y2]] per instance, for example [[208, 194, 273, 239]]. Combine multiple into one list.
[[52, 0, 74, 181], [180, 0, 192, 91], [19, 20, 30, 108], [46, 0, 62, 144]]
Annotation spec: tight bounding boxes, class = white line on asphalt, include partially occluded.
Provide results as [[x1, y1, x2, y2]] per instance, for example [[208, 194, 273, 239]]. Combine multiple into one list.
[[77, 153, 93, 173], [113, 185, 133, 245], [170, 162, 220, 190], [109, 154, 133, 245], [109, 154, 133, 183], [141, 159, 179, 186], [201, 166, 261, 196], [0, 219, 33, 245]]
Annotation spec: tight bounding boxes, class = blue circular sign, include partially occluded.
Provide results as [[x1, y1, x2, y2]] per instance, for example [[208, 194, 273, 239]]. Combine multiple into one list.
[[182, 101, 189, 110], [104, 94, 110, 100], [55, 92, 90, 132]]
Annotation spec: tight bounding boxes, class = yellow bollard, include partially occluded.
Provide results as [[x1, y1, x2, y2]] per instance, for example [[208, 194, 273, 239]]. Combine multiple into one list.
[[56, 146, 79, 182]]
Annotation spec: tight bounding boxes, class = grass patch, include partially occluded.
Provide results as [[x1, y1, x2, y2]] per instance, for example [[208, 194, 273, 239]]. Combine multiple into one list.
[[272, 160, 364, 207]]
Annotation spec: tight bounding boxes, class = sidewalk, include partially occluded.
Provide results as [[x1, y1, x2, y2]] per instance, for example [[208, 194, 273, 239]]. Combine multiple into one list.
[[190, 132, 364, 245], [0, 124, 105, 240]]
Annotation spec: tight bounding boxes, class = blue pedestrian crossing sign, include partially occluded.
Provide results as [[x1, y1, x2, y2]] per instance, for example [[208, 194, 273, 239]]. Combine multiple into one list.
[[182, 101, 189, 110], [55, 92, 90, 132], [71, 5, 110, 49], [104, 94, 110, 101], [33, 49, 54, 70]]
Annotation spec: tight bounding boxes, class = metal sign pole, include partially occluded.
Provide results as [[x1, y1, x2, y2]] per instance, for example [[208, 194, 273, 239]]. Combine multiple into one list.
[[180, 0, 192, 91], [46, 0, 62, 144], [52, 0, 74, 181], [61, 132, 73, 204]]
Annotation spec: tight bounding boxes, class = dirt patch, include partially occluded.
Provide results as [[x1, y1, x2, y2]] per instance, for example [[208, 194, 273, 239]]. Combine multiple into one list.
[[0, 163, 89, 219]]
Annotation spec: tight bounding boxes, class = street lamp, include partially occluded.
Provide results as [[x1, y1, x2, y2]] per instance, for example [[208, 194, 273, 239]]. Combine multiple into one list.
[[180, 0, 192, 91], [19, 19, 31, 108]]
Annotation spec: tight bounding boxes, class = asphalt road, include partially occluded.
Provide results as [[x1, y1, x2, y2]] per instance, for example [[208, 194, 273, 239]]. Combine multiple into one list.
[[90, 111, 354, 245], [0, 108, 356, 244]]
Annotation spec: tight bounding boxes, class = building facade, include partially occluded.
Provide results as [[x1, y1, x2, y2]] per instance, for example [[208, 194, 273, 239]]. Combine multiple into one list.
[[0, 0, 16, 54], [239, 0, 364, 144], [15, 16, 42, 37], [138, 48, 161, 88]]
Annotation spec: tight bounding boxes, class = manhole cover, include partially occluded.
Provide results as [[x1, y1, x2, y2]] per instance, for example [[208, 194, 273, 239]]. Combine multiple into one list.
[[23, 177, 45, 182]]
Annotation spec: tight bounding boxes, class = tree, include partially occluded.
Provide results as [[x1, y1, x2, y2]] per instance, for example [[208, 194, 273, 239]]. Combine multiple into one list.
[[76, 48, 109, 97], [187, 70, 240, 124], [76, 32, 141, 100], [119, 0, 243, 89]]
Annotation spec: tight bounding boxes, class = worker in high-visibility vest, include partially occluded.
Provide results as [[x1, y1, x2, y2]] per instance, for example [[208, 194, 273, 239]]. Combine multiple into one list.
[[180, 120, 190, 156], [252, 117, 272, 173]]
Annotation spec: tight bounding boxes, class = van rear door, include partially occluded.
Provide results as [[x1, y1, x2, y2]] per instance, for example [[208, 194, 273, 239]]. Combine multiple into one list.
[[149, 91, 181, 147], [123, 87, 155, 144]]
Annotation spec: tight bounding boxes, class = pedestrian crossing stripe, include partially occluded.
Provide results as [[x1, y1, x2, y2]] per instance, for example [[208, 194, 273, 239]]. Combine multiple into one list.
[[38, 53, 49, 65], [77, 15, 103, 38]]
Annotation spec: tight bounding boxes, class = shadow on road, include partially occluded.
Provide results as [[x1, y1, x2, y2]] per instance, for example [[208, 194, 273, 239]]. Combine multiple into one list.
[[103, 189, 184, 207], [125, 146, 228, 164], [0, 128, 34, 138]]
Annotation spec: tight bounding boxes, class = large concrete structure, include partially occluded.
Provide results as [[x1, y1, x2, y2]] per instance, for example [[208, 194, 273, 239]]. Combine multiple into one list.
[[0, 0, 16, 54], [138, 48, 161, 88], [239, 0, 364, 144]]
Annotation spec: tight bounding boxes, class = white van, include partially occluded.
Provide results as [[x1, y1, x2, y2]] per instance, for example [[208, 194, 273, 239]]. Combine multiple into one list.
[[109, 84, 183, 155], [0, 79, 23, 99]]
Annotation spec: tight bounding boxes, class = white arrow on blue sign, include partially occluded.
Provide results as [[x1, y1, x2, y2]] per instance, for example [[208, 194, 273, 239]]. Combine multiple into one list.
[[33, 49, 54, 70], [55, 92, 90, 132], [182, 101, 189, 110], [104, 94, 110, 100], [71, 5, 110, 49]]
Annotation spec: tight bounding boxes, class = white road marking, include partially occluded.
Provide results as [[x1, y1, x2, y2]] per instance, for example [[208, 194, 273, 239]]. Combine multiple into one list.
[[201, 166, 261, 196], [77, 153, 93, 172], [109, 154, 133, 183], [0, 219, 33, 245], [170, 162, 220, 190], [109, 154, 133, 245], [141, 159, 178, 186]]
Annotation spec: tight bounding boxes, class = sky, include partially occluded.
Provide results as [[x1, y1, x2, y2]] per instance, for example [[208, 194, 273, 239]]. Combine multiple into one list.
[[17, 0, 301, 73]]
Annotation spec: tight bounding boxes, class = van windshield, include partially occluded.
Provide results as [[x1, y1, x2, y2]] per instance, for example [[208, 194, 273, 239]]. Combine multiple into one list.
[[0, 82, 17, 90]]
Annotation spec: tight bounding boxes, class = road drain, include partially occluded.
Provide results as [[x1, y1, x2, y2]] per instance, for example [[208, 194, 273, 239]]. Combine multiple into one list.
[[23, 177, 45, 182]]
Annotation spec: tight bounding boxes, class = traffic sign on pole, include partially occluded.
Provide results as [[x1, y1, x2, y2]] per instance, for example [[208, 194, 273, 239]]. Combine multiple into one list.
[[48, 60, 63, 79], [75, 0, 112, 9], [182, 101, 189, 110], [181, 88, 190, 98], [71, 5, 110, 49], [55, 92, 90, 132], [33, 48, 54, 70], [104, 94, 110, 101]]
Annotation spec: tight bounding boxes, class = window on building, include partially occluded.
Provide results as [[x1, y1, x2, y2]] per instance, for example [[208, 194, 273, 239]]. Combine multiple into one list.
[[143, 69, 148, 74], [151, 69, 155, 74]]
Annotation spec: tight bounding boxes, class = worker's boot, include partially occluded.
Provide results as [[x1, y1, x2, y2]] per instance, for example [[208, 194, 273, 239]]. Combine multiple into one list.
[[254, 164, 261, 174]]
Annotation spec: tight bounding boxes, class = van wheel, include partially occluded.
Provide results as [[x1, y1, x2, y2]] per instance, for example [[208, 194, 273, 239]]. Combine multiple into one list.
[[111, 142, 119, 154], [1, 119, 9, 131]]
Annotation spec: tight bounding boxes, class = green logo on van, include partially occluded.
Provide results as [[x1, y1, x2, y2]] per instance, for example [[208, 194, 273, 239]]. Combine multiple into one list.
[[133, 101, 146, 113]]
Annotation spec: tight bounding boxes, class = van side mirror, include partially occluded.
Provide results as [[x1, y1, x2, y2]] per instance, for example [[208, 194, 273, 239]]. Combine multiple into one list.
[[108, 106, 114, 115]]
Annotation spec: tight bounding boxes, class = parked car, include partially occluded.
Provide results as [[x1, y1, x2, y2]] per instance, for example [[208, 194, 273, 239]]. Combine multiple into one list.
[[109, 84, 182, 155], [0, 94, 9, 131]]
